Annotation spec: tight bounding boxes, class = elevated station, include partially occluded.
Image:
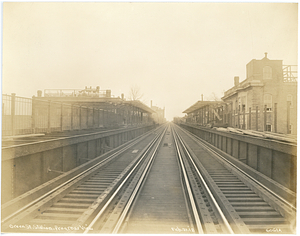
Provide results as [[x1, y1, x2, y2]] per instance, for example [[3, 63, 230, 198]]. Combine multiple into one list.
[[2, 86, 155, 137], [1, 54, 297, 234]]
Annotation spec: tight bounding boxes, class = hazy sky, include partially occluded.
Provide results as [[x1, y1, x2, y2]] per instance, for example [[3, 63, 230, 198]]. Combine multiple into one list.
[[2, 2, 298, 120]]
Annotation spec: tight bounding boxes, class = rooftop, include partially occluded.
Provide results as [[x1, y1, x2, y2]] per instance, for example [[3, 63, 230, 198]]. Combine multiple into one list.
[[183, 101, 225, 114]]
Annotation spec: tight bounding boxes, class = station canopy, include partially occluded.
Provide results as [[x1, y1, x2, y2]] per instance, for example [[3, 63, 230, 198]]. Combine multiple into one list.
[[36, 95, 154, 114], [125, 100, 155, 114], [183, 101, 226, 114]]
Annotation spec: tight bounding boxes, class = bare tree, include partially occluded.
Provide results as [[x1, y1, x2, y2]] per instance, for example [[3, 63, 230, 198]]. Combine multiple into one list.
[[128, 85, 144, 101], [206, 92, 221, 101]]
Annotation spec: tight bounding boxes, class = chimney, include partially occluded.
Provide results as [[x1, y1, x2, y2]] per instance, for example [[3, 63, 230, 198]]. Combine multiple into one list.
[[151, 100, 152, 108], [201, 94, 203, 101], [234, 76, 239, 87], [37, 90, 42, 97], [121, 93, 124, 100], [264, 52, 268, 58], [106, 90, 111, 98]]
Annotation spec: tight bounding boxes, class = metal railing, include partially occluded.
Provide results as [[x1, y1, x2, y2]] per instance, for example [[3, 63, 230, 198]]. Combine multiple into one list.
[[283, 65, 298, 83], [44, 88, 115, 98]]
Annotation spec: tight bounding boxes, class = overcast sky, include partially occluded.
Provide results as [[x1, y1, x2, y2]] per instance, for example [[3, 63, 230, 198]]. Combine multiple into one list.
[[2, 2, 298, 120]]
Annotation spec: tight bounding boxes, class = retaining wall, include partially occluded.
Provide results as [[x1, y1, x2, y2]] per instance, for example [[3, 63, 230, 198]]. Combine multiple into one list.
[[180, 123, 297, 193], [1, 125, 156, 203]]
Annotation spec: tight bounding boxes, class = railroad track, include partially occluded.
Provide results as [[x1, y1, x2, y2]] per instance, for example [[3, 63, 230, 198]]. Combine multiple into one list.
[[86, 123, 233, 234], [1, 124, 167, 233], [2, 122, 296, 234], [98, 124, 200, 234], [173, 123, 296, 234]]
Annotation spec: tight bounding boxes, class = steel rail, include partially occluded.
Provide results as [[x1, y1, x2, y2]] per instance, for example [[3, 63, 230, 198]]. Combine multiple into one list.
[[83, 125, 168, 233], [2, 126, 162, 225], [177, 124, 297, 211], [172, 126, 204, 234], [173, 126, 234, 234], [111, 126, 168, 234]]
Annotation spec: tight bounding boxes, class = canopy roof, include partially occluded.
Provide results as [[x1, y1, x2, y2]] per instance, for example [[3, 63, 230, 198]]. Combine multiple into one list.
[[126, 100, 155, 114], [183, 101, 225, 114]]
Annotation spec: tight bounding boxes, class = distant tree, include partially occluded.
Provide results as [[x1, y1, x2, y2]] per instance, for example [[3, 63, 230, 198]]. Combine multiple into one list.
[[206, 92, 221, 101], [128, 85, 144, 101]]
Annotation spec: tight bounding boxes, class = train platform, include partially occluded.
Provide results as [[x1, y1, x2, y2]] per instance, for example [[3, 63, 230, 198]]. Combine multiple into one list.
[[1, 124, 147, 147]]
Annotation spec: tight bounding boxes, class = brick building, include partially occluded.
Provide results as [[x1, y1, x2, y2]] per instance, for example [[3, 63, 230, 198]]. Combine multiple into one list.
[[222, 53, 297, 134]]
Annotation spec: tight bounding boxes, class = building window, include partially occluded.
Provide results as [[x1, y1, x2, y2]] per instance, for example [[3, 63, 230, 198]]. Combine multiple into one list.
[[241, 96, 246, 112], [287, 94, 293, 108], [263, 66, 272, 80], [266, 124, 272, 132], [289, 124, 292, 134], [264, 94, 272, 111], [241, 104, 246, 112]]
